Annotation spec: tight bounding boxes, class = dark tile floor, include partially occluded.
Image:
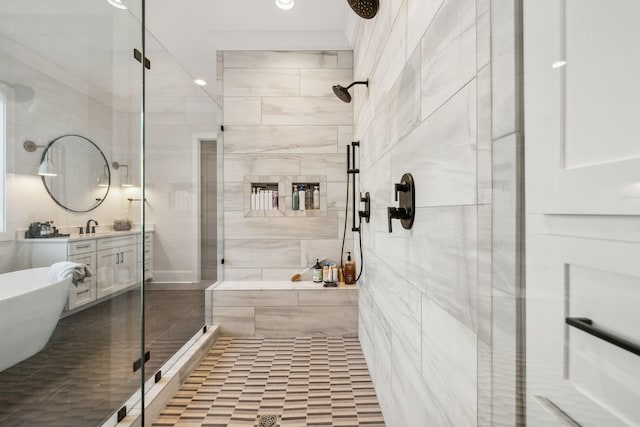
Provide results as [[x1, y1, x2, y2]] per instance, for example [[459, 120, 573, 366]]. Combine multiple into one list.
[[0, 288, 205, 427]]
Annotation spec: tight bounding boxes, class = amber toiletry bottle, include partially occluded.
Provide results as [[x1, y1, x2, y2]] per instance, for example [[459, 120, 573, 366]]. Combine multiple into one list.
[[344, 252, 356, 284]]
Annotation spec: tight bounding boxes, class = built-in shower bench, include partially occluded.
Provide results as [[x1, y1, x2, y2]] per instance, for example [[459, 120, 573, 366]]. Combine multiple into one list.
[[206, 281, 358, 337]]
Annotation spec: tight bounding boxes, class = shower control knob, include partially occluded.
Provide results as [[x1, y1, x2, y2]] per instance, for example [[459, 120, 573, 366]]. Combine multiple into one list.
[[388, 173, 415, 233], [394, 182, 409, 201], [387, 207, 410, 233]]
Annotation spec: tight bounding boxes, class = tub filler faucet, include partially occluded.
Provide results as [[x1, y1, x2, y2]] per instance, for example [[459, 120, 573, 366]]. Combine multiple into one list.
[[85, 219, 99, 234]]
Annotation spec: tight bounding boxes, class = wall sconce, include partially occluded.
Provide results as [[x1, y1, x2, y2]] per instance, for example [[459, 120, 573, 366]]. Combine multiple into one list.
[[112, 161, 133, 187], [97, 165, 110, 187], [23, 140, 59, 177]]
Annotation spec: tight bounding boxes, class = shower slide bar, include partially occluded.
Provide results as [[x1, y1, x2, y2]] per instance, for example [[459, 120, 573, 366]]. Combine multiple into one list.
[[566, 317, 640, 357]]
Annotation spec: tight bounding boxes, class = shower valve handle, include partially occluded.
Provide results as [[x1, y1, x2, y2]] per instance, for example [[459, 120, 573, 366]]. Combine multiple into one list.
[[394, 182, 409, 201], [387, 207, 410, 233], [389, 173, 415, 233]]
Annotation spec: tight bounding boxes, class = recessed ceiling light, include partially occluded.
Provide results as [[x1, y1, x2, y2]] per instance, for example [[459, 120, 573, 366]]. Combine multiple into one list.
[[106, 0, 128, 10], [276, 0, 295, 10], [194, 79, 207, 86]]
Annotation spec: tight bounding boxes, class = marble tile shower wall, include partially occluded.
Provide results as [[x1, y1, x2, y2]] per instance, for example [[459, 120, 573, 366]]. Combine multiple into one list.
[[222, 51, 355, 280], [352, 0, 504, 426]]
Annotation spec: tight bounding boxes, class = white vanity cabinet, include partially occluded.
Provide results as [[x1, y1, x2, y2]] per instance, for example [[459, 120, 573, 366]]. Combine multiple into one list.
[[96, 234, 137, 299], [17, 238, 98, 310], [67, 240, 97, 310], [141, 232, 153, 281], [18, 229, 153, 312]]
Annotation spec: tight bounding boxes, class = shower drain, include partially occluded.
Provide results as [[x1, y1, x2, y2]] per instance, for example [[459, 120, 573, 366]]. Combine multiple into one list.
[[257, 414, 279, 427]]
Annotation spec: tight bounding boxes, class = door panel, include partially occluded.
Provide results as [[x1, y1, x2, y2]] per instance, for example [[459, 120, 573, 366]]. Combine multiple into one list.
[[525, 0, 640, 425], [525, 0, 640, 215]]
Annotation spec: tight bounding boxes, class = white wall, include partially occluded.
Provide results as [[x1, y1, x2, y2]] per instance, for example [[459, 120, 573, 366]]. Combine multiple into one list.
[[0, 36, 135, 274], [143, 50, 220, 283], [0, 32, 223, 285]]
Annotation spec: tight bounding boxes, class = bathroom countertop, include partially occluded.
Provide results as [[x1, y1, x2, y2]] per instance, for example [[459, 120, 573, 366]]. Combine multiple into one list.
[[17, 227, 154, 243], [211, 280, 358, 291]]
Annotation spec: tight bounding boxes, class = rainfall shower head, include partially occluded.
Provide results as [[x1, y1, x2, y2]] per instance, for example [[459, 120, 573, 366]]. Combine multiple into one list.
[[332, 80, 368, 103], [346, 0, 379, 19], [0, 80, 35, 103]]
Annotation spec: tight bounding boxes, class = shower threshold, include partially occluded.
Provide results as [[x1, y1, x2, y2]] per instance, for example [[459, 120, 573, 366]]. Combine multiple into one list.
[[103, 325, 220, 426]]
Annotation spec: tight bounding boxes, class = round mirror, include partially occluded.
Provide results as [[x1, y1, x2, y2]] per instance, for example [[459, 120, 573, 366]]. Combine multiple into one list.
[[40, 134, 110, 212]]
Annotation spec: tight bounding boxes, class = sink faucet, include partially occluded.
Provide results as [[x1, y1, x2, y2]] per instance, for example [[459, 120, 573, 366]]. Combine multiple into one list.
[[85, 219, 99, 234]]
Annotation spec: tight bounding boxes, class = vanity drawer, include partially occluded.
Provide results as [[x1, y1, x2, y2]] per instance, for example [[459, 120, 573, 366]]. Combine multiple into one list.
[[97, 235, 137, 250], [68, 240, 96, 255], [68, 278, 96, 310], [68, 252, 97, 309]]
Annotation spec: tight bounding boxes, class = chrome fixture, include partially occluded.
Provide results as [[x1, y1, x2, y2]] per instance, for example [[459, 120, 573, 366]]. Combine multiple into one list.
[[112, 161, 133, 187], [346, 0, 379, 19], [332, 80, 368, 103]]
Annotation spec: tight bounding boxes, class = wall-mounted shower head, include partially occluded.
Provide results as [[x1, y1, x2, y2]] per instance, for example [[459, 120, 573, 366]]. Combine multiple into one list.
[[0, 80, 35, 103], [346, 0, 379, 19], [332, 80, 368, 103]]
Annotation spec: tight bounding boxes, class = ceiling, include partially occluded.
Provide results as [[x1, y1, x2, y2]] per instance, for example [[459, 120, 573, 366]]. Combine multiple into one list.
[[143, 0, 357, 100], [0, 0, 356, 106]]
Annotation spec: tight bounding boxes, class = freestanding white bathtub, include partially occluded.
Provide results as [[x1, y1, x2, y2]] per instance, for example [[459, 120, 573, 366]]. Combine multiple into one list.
[[0, 267, 72, 372]]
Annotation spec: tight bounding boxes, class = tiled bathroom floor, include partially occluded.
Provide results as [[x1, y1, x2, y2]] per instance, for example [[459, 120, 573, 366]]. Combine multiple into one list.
[[152, 336, 385, 427], [0, 288, 205, 427]]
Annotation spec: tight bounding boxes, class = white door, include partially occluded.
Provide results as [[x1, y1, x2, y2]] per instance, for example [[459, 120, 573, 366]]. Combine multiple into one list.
[[524, 0, 640, 426]]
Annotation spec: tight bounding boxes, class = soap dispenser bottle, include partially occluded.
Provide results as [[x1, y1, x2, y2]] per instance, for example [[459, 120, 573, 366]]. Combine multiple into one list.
[[344, 252, 356, 284], [312, 259, 323, 283]]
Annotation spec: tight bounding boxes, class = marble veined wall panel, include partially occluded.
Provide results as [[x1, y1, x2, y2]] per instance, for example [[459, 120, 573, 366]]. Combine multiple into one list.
[[222, 50, 353, 279], [352, 0, 508, 424]]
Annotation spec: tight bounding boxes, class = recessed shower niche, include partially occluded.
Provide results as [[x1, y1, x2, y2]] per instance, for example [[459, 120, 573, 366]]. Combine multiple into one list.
[[244, 176, 285, 217], [243, 175, 327, 217]]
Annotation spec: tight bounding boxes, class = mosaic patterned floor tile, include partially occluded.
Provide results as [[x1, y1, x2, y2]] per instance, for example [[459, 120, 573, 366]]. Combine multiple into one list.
[[152, 337, 385, 427]]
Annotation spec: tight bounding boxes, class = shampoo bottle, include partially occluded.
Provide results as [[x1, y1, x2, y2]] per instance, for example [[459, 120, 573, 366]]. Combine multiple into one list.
[[313, 186, 320, 209], [251, 188, 256, 210], [299, 185, 306, 211], [292, 186, 299, 210], [344, 252, 356, 284]]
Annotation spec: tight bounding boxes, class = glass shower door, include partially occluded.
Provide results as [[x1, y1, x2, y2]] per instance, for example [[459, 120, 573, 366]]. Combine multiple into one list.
[[0, 0, 145, 425]]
